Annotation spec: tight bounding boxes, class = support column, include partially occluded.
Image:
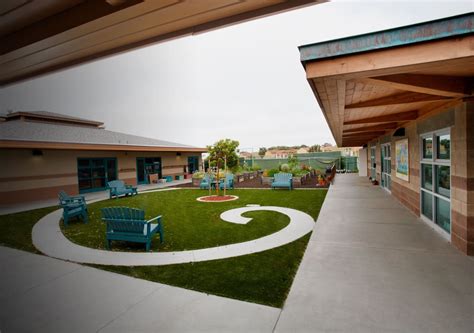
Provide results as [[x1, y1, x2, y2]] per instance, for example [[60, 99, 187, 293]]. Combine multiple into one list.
[[451, 101, 474, 255]]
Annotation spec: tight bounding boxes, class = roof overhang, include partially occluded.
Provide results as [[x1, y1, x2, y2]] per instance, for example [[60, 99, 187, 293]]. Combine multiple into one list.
[[0, 140, 207, 152], [0, 0, 325, 86], [299, 13, 474, 147]]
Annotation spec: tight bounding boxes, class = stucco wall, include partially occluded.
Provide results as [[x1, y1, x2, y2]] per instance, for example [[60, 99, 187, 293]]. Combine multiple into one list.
[[365, 102, 472, 255], [0, 149, 202, 204]]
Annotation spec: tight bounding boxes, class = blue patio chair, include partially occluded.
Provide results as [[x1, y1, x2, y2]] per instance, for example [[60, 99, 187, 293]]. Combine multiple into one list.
[[101, 207, 163, 251], [58, 191, 88, 226], [107, 180, 138, 199], [271, 172, 293, 190], [199, 174, 214, 189], [219, 174, 234, 190]]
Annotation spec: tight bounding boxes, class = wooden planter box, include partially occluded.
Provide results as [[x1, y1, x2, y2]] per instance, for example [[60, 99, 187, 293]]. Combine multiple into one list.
[[261, 176, 273, 185], [292, 176, 303, 186], [235, 174, 244, 183]]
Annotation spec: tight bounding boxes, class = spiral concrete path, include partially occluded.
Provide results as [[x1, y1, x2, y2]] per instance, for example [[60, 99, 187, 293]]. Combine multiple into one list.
[[32, 204, 314, 266]]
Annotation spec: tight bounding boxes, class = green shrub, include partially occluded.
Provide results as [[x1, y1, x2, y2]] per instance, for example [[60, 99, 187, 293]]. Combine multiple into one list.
[[192, 171, 205, 179], [280, 163, 290, 172], [252, 164, 261, 171], [267, 169, 280, 177]]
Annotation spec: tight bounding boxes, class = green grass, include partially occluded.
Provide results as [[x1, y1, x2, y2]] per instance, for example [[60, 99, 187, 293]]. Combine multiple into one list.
[[0, 189, 327, 307], [62, 189, 326, 252], [0, 206, 58, 253], [92, 233, 311, 308]]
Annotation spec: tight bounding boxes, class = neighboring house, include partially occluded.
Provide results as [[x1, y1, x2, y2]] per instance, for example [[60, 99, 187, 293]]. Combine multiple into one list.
[[0, 111, 206, 205], [264, 149, 297, 159], [297, 147, 309, 154], [321, 145, 360, 157]]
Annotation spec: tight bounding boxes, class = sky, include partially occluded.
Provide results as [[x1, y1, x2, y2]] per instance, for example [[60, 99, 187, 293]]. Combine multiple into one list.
[[0, 0, 472, 151]]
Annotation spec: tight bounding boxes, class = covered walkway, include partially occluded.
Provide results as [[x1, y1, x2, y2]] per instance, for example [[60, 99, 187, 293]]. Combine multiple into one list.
[[276, 174, 474, 332]]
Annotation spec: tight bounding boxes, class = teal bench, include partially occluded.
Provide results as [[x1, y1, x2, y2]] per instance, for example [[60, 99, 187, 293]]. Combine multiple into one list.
[[271, 172, 293, 190], [58, 190, 88, 226], [101, 207, 164, 251], [107, 180, 138, 199]]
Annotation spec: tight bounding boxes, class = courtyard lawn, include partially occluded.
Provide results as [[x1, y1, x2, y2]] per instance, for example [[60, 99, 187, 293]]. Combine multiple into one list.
[[0, 188, 327, 307], [61, 189, 325, 252], [0, 206, 58, 253]]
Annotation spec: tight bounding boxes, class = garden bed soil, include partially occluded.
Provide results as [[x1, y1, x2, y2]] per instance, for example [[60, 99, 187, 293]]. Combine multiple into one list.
[[196, 195, 239, 202]]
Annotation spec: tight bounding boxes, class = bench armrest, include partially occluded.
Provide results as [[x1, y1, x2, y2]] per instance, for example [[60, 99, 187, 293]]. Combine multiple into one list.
[[147, 215, 162, 223]]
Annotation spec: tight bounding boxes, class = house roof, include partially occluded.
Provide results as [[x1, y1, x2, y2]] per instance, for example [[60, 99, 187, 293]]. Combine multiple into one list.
[[4, 111, 104, 127], [0, 112, 205, 152]]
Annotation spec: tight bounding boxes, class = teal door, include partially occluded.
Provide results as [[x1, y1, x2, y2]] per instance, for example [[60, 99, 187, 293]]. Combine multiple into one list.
[[137, 157, 162, 184], [77, 158, 117, 193], [188, 156, 199, 174]]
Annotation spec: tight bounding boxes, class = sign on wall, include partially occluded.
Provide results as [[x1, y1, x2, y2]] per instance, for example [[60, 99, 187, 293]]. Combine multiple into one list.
[[395, 139, 409, 181]]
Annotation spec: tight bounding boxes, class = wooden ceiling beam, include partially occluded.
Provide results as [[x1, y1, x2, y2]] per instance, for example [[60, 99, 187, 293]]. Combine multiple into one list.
[[344, 122, 398, 133], [345, 91, 450, 109], [361, 74, 472, 98], [344, 110, 418, 125], [343, 131, 386, 138]]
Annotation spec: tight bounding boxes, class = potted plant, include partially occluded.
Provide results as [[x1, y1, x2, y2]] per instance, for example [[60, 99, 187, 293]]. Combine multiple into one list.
[[192, 171, 205, 186], [261, 169, 277, 185]]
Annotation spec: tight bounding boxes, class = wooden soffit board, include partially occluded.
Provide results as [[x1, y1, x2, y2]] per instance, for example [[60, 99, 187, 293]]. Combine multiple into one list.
[[304, 35, 474, 147], [0, 0, 324, 86]]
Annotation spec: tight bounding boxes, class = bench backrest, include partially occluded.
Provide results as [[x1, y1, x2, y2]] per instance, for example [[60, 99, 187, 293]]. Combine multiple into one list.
[[274, 172, 292, 182], [202, 174, 213, 183], [101, 207, 146, 234], [107, 180, 126, 191], [58, 190, 69, 203]]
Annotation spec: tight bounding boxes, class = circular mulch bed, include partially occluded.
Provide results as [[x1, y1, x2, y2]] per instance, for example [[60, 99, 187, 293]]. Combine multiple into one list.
[[196, 195, 239, 202]]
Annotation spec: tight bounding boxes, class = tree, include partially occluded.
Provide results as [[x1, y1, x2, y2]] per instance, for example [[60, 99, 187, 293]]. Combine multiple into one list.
[[207, 139, 239, 195], [308, 144, 321, 152], [258, 147, 267, 159], [207, 139, 240, 169]]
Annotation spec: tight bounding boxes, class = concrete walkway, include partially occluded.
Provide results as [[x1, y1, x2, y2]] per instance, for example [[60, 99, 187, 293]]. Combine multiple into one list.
[[0, 179, 191, 215], [275, 174, 474, 333], [0, 246, 280, 333], [32, 205, 314, 265]]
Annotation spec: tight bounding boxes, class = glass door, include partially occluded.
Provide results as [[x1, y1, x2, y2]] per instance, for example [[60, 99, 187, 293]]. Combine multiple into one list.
[[188, 156, 199, 174], [370, 146, 376, 179], [420, 130, 451, 235], [381, 143, 391, 191], [77, 158, 117, 192], [136, 157, 162, 184]]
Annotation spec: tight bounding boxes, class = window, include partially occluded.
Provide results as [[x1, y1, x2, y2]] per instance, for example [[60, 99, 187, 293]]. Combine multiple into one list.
[[420, 130, 450, 235], [77, 158, 117, 192], [422, 137, 433, 159], [370, 146, 376, 179]]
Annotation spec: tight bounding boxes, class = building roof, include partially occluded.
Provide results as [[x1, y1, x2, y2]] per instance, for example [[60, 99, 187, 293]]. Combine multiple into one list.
[[298, 13, 474, 147], [4, 111, 104, 127], [299, 13, 473, 64], [0, 112, 205, 152]]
